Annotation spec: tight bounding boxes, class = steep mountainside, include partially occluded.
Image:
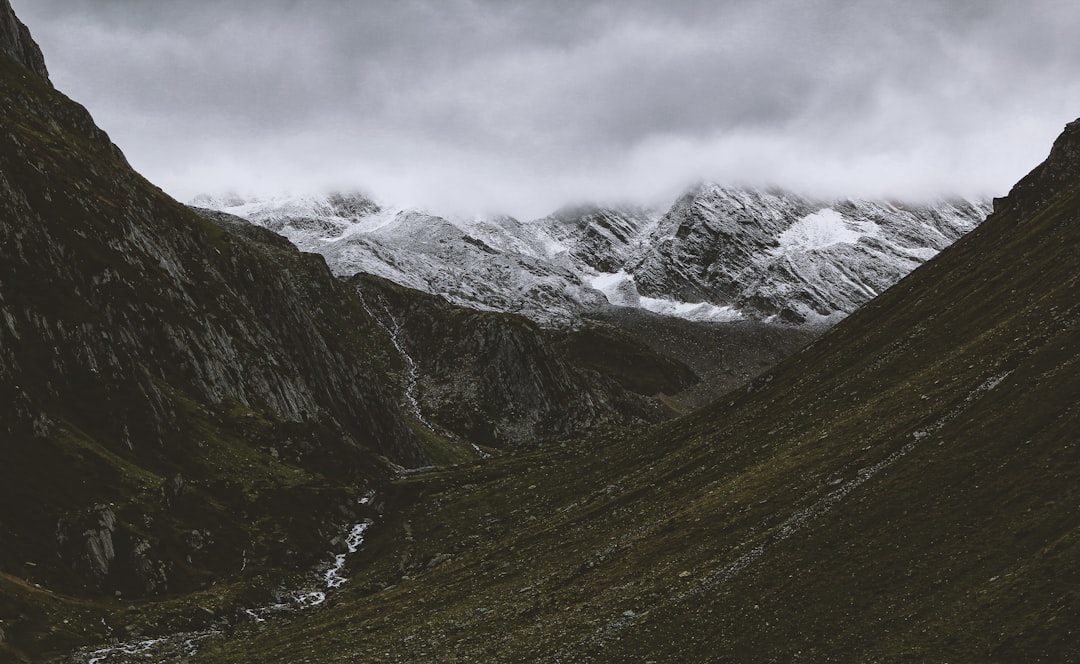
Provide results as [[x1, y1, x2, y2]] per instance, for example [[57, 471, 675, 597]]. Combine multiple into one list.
[[0, 9, 436, 658], [194, 188, 988, 327], [629, 185, 989, 323], [191, 195, 609, 326], [0, 0, 47, 83], [351, 274, 696, 450], [194, 119, 1080, 662]]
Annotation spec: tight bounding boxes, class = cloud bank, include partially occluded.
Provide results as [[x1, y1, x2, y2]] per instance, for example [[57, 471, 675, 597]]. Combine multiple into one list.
[[14, 0, 1080, 217]]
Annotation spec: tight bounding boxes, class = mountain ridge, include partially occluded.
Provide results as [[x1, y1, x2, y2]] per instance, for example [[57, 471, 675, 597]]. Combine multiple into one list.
[[194, 186, 990, 327], [193, 114, 1080, 663], [0, 0, 48, 83], [0, 13, 441, 657], [1, 1, 1074, 660]]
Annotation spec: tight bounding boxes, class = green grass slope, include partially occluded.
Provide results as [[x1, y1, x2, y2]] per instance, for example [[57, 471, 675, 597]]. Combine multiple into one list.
[[198, 122, 1080, 662]]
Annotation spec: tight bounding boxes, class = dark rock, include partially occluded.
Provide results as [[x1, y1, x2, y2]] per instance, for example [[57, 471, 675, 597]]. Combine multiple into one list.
[[128, 538, 167, 595], [56, 505, 117, 590], [997, 118, 1080, 218], [351, 274, 697, 448], [0, 1, 427, 610], [160, 474, 185, 508], [184, 529, 209, 552], [0, 0, 49, 83]]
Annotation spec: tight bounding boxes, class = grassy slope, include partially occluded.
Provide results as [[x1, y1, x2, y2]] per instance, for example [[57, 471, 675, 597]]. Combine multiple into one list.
[[198, 135, 1079, 662]]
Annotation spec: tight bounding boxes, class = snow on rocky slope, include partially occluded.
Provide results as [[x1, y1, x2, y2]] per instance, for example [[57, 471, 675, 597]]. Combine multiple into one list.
[[191, 186, 990, 327]]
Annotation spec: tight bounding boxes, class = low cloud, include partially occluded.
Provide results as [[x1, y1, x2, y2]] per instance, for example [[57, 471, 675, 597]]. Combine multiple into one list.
[[14, 0, 1080, 218]]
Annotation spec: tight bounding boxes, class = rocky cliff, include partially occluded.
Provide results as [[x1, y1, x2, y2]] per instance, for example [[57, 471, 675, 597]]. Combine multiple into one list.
[[0, 0, 48, 83], [0, 9, 424, 635], [197, 187, 989, 328], [351, 274, 697, 450], [997, 118, 1080, 218]]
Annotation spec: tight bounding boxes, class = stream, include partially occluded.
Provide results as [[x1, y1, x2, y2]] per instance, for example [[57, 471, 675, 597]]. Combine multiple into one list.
[[355, 290, 430, 428], [76, 493, 376, 663]]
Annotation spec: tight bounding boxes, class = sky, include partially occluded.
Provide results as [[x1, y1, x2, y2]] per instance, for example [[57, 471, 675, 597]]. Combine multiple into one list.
[[13, 0, 1080, 218]]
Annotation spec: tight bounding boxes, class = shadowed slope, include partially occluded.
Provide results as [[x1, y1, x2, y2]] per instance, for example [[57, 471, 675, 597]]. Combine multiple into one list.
[[0, 11, 428, 659], [199, 118, 1080, 662]]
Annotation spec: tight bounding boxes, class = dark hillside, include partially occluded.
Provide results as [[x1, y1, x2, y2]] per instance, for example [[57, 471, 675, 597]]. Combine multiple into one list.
[[0, 8, 428, 658], [200, 118, 1080, 662], [349, 273, 698, 450]]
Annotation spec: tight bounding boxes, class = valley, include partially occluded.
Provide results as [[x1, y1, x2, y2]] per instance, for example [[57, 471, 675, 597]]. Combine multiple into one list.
[[1, 2, 1078, 662]]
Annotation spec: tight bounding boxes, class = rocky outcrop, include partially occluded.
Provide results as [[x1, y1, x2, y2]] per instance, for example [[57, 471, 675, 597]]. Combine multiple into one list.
[[352, 274, 696, 448], [545, 204, 656, 273], [197, 186, 988, 328], [629, 185, 990, 323], [996, 118, 1080, 218], [55, 505, 117, 590], [0, 0, 49, 83]]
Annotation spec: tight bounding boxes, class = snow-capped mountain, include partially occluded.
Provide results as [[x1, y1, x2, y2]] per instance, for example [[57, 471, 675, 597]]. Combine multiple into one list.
[[629, 184, 991, 323], [191, 186, 991, 327]]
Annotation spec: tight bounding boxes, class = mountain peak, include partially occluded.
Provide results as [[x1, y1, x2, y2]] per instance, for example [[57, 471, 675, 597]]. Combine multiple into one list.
[[0, 0, 50, 84], [995, 117, 1080, 218]]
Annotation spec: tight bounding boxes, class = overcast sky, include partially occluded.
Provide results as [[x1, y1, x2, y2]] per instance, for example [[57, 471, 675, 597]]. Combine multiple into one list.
[[13, 0, 1080, 217]]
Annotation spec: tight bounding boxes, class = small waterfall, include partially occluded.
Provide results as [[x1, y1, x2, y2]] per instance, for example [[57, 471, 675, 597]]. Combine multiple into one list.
[[356, 289, 431, 429]]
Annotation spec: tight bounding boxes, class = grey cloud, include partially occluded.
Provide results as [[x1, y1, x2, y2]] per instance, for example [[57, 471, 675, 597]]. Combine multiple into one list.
[[11, 0, 1080, 217]]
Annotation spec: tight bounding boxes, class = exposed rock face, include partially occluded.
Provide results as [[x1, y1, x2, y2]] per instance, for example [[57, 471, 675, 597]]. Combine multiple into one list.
[[197, 187, 988, 328], [545, 204, 657, 273], [0, 0, 49, 83], [352, 274, 696, 449], [55, 505, 117, 590], [629, 185, 991, 324], [0, 10, 425, 601], [997, 118, 1080, 218], [127, 539, 168, 595]]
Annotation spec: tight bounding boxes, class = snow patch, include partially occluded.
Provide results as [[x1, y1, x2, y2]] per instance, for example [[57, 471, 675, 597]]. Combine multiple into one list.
[[773, 209, 877, 256], [639, 297, 743, 323], [591, 272, 743, 323], [591, 271, 640, 307]]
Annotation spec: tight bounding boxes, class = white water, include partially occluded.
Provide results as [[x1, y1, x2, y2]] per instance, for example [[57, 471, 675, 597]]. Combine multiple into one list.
[[85, 631, 220, 664], [76, 493, 377, 662], [355, 290, 431, 428], [324, 522, 371, 589]]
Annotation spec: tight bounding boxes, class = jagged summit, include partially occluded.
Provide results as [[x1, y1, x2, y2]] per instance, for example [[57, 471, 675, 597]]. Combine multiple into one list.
[[194, 184, 990, 327], [996, 117, 1080, 218], [0, 0, 49, 83]]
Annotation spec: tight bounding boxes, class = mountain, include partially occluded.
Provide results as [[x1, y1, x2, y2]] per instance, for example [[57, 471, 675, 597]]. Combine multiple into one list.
[[630, 184, 990, 324], [0, 11, 730, 658], [189, 119, 1080, 662], [1, 1, 1065, 660], [0, 0, 48, 83], [0, 6, 446, 658], [193, 188, 989, 327], [349, 274, 697, 450], [192, 194, 610, 326]]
